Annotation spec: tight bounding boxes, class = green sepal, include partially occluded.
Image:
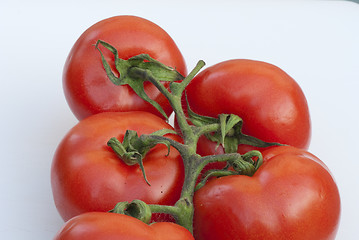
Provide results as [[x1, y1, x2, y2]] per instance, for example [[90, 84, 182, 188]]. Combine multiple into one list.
[[228, 150, 263, 176], [95, 40, 184, 120], [241, 150, 263, 171], [186, 99, 283, 153], [107, 131, 150, 185], [195, 150, 264, 190], [137, 129, 178, 158], [130, 54, 184, 82], [107, 129, 177, 185], [185, 95, 218, 127], [219, 114, 241, 152]]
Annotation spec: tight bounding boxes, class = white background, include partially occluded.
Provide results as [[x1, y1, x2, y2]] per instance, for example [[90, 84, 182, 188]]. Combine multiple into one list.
[[1, 0, 358, 239]]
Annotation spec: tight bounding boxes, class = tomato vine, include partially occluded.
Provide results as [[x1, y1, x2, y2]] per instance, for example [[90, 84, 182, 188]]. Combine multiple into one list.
[[96, 40, 281, 233]]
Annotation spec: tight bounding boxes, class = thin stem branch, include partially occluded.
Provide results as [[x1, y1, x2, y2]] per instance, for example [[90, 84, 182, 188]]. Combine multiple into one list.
[[168, 61, 206, 150], [173, 60, 206, 96], [145, 71, 195, 147], [143, 135, 188, 154], [193, 123, 221, 140], [149, 204, 181, 218], [198, 153, 243, 173]]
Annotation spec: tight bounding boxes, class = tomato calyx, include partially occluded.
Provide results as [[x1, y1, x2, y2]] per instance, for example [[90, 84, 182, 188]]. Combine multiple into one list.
[[107, 129, 178, 185], [110, 199, 152, 224], [95, 40, 185, 120], [186, 101, 283, 153], [195, 150, 263, 191]]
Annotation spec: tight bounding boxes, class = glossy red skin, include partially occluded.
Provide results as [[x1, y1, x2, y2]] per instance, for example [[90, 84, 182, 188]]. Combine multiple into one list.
[[193, 146, 341, 240], [185, 59, 311, 156], [51, 112, 184, 221], [54, 212, 194, 240], [63, 15, 187, 120]]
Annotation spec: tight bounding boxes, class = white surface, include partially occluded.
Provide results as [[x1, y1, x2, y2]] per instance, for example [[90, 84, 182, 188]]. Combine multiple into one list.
[[1, 0, 358, 239]]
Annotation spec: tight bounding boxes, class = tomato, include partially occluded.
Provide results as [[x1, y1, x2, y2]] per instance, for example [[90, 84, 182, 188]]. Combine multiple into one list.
[[63, 15, 187, 120], [51, 112, 184, 221], [54, 212, 194, 240], [184, 59, 311, 155], [193, 146, 341, 240]]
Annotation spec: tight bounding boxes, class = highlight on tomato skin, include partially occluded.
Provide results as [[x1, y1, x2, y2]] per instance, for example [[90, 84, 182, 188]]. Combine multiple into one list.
[[183, 59, 311, 155], [63, 15, 187, 120], [51, 112, 185, 222]]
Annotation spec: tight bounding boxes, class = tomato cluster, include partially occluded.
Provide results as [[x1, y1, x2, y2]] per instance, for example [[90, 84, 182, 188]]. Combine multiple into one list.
[[52, 15, 340, 240]]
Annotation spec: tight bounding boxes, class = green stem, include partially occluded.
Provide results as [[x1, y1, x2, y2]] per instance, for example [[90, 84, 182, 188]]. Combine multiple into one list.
[[195, 123, 221, 136], [171, 60, 206, 96], [170, 61, 205, 147], [149, 204, 181, 219], [145, 60, 206, 151], [141, 61, 210, 233], [199, 153, 242, 171], [129, 67, 204, 232], [141, 134, 188, 155]]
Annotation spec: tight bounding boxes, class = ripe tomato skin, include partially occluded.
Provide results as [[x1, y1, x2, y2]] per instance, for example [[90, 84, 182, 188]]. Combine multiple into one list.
[[193, 146, 340, 240], [54, 212, 194, 240], [51, 112, 184, 222], [63, 15, 187, 120], [185, 59, 311, 155]]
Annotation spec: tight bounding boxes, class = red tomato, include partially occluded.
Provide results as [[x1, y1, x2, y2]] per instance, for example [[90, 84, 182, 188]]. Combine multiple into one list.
[[184, 59, 311, 155], [63, 15, 187, 120], [54, 212, 194, 240], [51, 112, 184, 221], [193, 146, 341, 240]]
